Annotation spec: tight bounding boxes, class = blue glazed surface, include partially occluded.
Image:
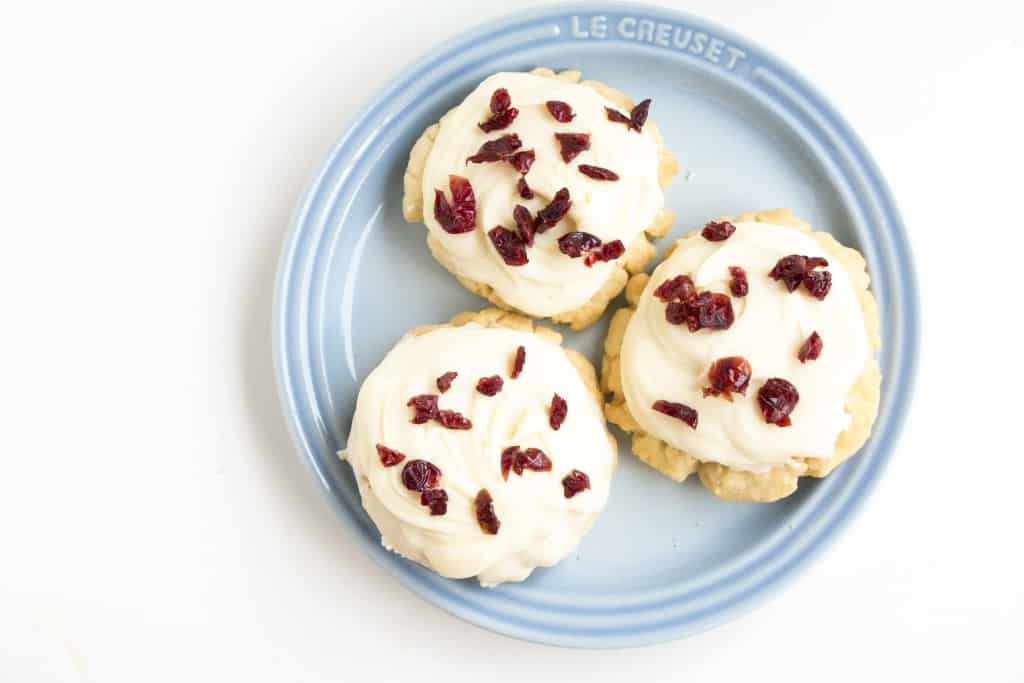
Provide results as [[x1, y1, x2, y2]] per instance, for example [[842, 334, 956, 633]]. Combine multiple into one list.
[[273, 2, 919, 648]]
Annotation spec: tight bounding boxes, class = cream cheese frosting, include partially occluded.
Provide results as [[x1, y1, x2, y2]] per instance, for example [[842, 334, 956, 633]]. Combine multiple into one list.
[[420, 72, 665, 317], [620, 221, 870, 473], [345, 323, 616, 586]]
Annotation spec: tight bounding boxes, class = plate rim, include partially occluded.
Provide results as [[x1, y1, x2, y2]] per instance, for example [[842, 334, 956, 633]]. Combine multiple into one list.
[[272, 0, 920, 648]]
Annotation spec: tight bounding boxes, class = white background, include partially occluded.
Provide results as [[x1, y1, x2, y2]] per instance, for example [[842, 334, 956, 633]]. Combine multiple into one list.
[[2, 0, 1022, 680]]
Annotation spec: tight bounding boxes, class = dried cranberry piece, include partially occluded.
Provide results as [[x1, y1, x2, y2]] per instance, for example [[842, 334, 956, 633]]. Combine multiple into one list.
[[516, 176, 533, 199], [436, 371, 457, 393], [578, 164, 619, 181], [500, 446, 519, 481], [420, 488, 448, 516], [558, 231, 602, 258], [375, 444, 406, 467], [554, 133, 591, 163], [507, 149, 535, 175], [653, 275, 696, 302], [583, 240, 625, 266], [436, 409, 472, 430], [549, 393, 568, 430], [605, 107, 631, 125], [562, 469, 591, 498], [467, 134, 522, 163], [703, 356, 752, 400], [803, 270, 832, 300], [475, 488, 500, 534], [433, 175, 476, 234], [545, 100, 576, 122], [701, 221, 736, 241], [510, 345, 526, 379], [652, 400, 698, 429], [693, 292, 735, 331], [490, 88, 511, 113], [407, 394, 440, 424], [509, 204, 535, 247], [729, 266, 749, 297], [479, 100, 519, 132], [770, 255, 829, 292], [758, 378, 799, 427], [630, 99, 651, 132], [476, 375, 504, 396], [517, 447, 552, 475], [798, 331, 823, 363], [488, 226, 529, 266], [401, 459, 441, 492], [665, 301, 689, 325], [534, 188, 572, 233]]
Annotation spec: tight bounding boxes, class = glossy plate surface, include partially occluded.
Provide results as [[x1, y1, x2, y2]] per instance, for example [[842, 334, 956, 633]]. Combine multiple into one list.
[[273, 2, 918, 648]]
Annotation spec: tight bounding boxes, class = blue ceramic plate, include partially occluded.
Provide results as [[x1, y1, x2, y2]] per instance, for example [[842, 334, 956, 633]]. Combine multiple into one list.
[[273, 2, 918, 648]]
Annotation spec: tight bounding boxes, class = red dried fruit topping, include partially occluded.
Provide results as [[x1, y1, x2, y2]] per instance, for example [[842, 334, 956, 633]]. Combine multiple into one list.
[[407, 394, 440, 424], [558, 231, 602, 258], [479, 91, 518, 132], [510, 204, 534, 246], [420, 488, 448, 516], [500, 446, 519, 481], [578, 164, 619, 181], [475, 488, 501, 534], [798, 331, 823, 363], [433, 175, 476, 234], [758, 378, 799, 427], [652, 400, 698, 429], [769, 255, 829, 292], [545, 100, 576, 122], [436, 371, 457, 393], [490, 88, 511, 114], [729, 266, 749, 297], [554, 133, 591, 163], [375, 444, 406, 467], [803, 270, 832, 300], [517, 447, 552, 475], [630, 99, 651, 132], [469, 133, 521, 160], [516, 176, 533, 199], [583, 239, 626, 266], [534, 188, 572, 233], [703, 356, 752, 400], [664, 291, 735, 331], [549, 393, 568, 430], [605, 106, 632, 125], [437, 409, 472, 430], [562, 469, 591, 498], [701, 220, 736, 241], [487, 226, 529, 266], [511, 345, 526, 379], [653, 274, 696, 302], [476, 375, 504, 396], [665, 301, 688, 325], [507, 149, 535, 175], [401, 459, 441, 492]]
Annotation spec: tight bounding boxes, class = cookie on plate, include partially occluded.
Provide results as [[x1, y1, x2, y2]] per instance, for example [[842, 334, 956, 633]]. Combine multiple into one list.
[[403, 68, 679, 330], [602, 209, 881, 502], [343, 308, 617, 586]]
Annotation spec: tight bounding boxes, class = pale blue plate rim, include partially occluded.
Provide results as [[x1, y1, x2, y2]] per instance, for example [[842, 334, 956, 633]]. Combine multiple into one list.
[[272, 1, 919, 648]]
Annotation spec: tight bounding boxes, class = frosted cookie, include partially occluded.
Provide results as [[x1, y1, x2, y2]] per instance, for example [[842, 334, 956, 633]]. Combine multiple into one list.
[[602, 209, 881, 502], [343, 309, 617, 586], [403, 68, 679, 330]]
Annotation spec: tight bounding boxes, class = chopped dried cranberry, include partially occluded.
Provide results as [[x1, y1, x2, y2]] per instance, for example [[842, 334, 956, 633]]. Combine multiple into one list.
[[516, 176, 533, 199], [490, 88, 511, 113], [630, 99, 651, 131], [770, 255, 829, 292], [467, 134, 521, 162], [545, 100, 576, 122], [652, 400, 698, 429], [663, 291, 734, 331], [476, 375, 504, 396], [488, 226, 529, 266], [420, 488, 448, 515], [558, 231, 602, 258], [517, 448, 552, 475], [803, 270, 832, 300], [562, 469, 591, 498], [703, 356, 752, 400], [401, 459, 441, 492], [701, 221, 736, 241], [798, 331, 823, 363], [554, 133, 591, 163], [653, 275, 696, 302], [475, 488, 500, 534], [407, 394, 440, 424], [549, 393, 568, 430], [583, 240, 625, 266], [665, 301, 688, 325], [479, 107, 518, 132], [510, 345, 526, 379], [605, 107, 631, 125], [534, 188, 572, 233], [507, 149, 535, 174], [511, 204, 535, 246], [436, 409, 472, 430], [433, 175, 476, 234], [758, 378, 799, 427], [500, 446, 519, 481], [436, 371, 457, 393], [375, 444, 406, 467], [578, 164, 619, 181], [729, 266, 749, 297]]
